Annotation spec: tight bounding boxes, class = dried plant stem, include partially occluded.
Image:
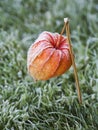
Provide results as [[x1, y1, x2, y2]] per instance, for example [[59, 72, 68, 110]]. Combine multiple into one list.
[[64, 18, 82, 104], [56, 24, 66, 47], [57, 18, 82, 104]]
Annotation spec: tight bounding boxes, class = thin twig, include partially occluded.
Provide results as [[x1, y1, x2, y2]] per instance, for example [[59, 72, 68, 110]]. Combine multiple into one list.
[[64, 18, 82, 104], [56, 24, 66, 47]]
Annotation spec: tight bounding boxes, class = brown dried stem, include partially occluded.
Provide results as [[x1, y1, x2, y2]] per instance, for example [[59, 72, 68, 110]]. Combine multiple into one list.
[[56, 24, 66, 47], [64, 18, 82, 104]]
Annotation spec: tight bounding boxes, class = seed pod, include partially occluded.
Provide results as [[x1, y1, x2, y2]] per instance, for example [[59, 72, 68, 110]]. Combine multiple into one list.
[[27, 31, 72, 80]]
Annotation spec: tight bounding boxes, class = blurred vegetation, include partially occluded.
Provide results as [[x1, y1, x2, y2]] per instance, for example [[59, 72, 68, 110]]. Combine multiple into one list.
[[0, 0, 98, 129]]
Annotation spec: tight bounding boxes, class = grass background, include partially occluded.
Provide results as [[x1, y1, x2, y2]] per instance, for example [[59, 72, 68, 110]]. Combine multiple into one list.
[[0, 0, 98, 129]]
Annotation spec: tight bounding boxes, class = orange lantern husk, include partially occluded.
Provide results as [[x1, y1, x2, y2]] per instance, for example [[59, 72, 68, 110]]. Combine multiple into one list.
[[27, 31, 72, 80]]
